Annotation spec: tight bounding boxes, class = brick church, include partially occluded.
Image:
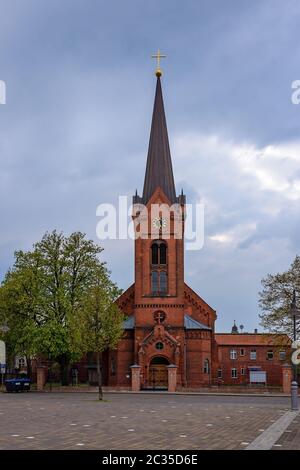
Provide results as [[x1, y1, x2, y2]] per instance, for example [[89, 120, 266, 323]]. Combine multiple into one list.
[[86, 66, 291, 391]]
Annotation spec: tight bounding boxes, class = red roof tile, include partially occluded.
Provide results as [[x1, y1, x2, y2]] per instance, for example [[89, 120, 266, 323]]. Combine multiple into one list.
[[215, 333, 291, 346]]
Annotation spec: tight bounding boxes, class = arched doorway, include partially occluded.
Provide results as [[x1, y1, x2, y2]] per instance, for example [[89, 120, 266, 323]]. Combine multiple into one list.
[[149, 356, 169, 390]]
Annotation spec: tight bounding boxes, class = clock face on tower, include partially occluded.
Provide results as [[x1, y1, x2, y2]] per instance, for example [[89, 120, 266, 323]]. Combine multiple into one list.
[[152, 217, 167, 229]]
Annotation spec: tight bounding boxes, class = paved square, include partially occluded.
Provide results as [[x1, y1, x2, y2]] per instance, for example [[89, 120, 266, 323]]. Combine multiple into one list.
[[0, 392, 295, 450], [273, 412, 300, 450]]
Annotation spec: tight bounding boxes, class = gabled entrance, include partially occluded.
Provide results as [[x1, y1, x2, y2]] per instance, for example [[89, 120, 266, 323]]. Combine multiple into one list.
[[148, 356, 169, 390]]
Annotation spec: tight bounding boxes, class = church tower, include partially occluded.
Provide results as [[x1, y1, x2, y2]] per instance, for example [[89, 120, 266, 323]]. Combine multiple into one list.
[[133, 73, 186, 307], [115, 59, 216, 390]]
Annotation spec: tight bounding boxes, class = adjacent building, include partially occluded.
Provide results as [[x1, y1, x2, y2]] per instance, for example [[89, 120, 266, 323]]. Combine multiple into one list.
[[214, 331, 290, 386]]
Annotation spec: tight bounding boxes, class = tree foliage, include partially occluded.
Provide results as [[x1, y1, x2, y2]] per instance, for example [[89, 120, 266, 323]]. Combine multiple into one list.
[[259, 255, 300, 337], [0, 230, 122, 385], [76, 273, 123, 399]]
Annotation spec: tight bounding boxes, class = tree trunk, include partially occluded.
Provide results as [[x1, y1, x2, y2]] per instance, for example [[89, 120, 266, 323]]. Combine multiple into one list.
[[96, 351, 103, 401], [58, 354, 70, 386], [25, 355, 32, 379]]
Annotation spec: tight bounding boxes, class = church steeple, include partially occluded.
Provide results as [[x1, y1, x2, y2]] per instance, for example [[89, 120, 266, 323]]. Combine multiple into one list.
[[142, 76, 176, 204]]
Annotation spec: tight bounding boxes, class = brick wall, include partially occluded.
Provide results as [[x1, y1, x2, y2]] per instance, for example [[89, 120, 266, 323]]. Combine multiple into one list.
[[214, 345, 289, 386]]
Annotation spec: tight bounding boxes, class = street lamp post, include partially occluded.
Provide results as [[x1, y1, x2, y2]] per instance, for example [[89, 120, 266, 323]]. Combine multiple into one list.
[[290, 290, 300, 410]]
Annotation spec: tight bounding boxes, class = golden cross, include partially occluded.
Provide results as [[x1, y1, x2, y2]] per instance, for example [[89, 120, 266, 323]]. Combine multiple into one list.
[[151, 49, 166, 77]]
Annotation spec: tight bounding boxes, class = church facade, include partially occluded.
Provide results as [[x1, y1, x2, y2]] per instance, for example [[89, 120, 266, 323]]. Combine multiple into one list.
[[78, 69, 290, 391], [110, 71, 216, 390]]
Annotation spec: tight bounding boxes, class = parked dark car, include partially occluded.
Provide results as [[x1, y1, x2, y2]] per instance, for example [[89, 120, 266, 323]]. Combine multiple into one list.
[[5, 378, 31, 393]]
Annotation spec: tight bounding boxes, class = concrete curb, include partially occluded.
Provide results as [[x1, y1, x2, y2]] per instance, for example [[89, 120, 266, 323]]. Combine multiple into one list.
[[104, 390, 292, 398], [246, 409, 300, 450], [23, 389, 293, 398]]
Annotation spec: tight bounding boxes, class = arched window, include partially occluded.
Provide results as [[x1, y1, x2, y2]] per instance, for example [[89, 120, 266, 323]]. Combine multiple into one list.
[[151, 241, 168, 295], [151, 271, 159, 294], [151, 243, 159, 265], [18, 357, 26, 369], [203, 359, 210, 374], [159, 243, 167, 265], [160, 272, 167, 294], [151, 271, 168, 295], [151, 241, 167, 266]]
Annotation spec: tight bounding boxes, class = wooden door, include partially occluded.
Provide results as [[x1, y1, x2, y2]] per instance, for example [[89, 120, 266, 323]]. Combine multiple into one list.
[[149, 364, 168, 388]]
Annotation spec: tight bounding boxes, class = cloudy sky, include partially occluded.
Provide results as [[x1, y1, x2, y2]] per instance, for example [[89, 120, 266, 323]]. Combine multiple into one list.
[[0, 0, 300, 332]]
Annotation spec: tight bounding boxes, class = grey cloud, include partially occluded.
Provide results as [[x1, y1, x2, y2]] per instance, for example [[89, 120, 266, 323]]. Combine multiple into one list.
[[1, 0, 300, 332]]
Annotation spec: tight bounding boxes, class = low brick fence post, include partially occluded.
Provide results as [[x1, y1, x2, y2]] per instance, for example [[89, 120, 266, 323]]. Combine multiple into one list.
[[130, 364, 141, 392], [282, 363, 292, 394], [166, 364, 177, 392], [36, 366, 47, 392]]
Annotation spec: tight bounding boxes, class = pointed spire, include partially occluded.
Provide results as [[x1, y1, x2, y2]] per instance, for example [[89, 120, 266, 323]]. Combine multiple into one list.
[[142, 76, 176, 204]]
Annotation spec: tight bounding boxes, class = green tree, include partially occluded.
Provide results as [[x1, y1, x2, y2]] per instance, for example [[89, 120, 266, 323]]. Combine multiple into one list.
[[0, 250, 43, 377], [259, 255, 300, 337], [0, 230, 111, 385], [76, 272, 123, 400], [33, 231, 105, 384]]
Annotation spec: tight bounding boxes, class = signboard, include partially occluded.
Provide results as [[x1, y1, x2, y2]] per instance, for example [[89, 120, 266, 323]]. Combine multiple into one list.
[[250, 370, 266, 384]]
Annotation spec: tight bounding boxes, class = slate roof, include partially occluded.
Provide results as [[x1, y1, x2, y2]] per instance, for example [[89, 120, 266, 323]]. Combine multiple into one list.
[[142, 77, 176, 204], [215, 333, 291, 346], [123, 314, 212, 331], [184, 314, 212, 330], [123, 315, 135, 330]]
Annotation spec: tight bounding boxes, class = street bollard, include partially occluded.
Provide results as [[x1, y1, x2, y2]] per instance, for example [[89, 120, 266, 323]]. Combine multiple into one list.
[[291, 381, 299, 410]]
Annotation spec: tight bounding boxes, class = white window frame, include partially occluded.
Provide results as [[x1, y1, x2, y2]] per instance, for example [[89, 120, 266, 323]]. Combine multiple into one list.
[[203, 359, 210, 374], [18, 358, 26, 368], [267, 350, 274, 361], [279, 351, 286, 361], [231, 368, 238, 379], [250, 349, 257, 360], [230, 349, 237, 360]]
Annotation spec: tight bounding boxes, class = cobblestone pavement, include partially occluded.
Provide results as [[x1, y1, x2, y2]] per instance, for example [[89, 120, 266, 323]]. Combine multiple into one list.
[[0, 392, 294, 450], [274, 412, 300, 450]]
